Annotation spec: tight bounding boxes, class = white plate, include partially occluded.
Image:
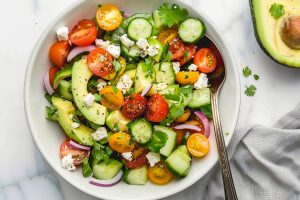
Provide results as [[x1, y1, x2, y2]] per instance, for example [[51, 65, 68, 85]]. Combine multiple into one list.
[[24, 0, 240, 199]]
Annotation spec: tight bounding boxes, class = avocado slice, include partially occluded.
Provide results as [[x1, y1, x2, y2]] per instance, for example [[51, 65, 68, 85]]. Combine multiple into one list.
[[250, 0, 300, 67], [134, 62, 155, 93], [72, 59, 107, 125], [106, 110, 131, 132], [52, 96, 94, 146], [53, 65, 72, 89]]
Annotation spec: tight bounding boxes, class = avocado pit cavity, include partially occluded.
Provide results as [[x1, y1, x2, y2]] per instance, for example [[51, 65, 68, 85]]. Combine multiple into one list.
[[281, 16, 300, 50]]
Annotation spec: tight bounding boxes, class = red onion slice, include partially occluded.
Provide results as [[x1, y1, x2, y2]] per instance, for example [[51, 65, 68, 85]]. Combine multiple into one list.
[[194, 111, 211, 138], [69, 140, 91, 151], [173, 124, 202, 132], [89, 170, 123, 187], [123, 12, 130, 18], [141, 83, 152, 97], [43, 70, 55, 95], [67, 45, 96, 62]]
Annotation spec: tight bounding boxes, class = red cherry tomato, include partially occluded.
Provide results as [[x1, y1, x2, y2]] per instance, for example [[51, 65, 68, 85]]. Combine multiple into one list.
[[60, 139, 90, 166], [194, 48, 217, 73], [48, 67, 60, 87], [69, 19, 98, 46], [122, 94, 147, 119], [179, 45, 197, 65], [87, 47, 114, 77], [49, 41, 70, 67], [146, 94, 169, 122], [122, 147, 149, 169], [168, 38, 185, 60]]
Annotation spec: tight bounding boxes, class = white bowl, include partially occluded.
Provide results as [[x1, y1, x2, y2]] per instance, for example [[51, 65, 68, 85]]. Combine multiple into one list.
[[24, 0, 240, 199]]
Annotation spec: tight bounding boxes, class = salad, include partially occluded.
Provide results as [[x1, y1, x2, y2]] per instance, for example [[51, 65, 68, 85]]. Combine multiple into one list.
[[44, 2, 220, 186]]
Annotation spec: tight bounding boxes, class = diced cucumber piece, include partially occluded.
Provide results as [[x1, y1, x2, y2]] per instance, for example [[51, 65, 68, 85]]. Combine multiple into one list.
[[134, 62, 155, 93], [106, 110, 131, 132], [129, 118, 153, 144], [178, 18, 206, 44], [111, 27, 126, 45], [127, 18, 152, 41], [93, 159, 123, 180], [166, 145, 191, 177], [121, 45, 141, 62], [58, 80, 73, 101], [187, 88, 211, 109], [154, 126, 177, 157], [154, 62, 176, 85], [148, 37, 164, 62], [124, 166, 148, 185]]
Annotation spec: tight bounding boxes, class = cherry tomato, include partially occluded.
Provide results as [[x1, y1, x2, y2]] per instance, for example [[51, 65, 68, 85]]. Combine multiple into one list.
[[194, 48, 217, 73], [148, 161, 173, 185], [176, 71, 200, 85], [69, 19, 98, 46], [168, 38, 185, 60], [48, 67, 60, 87], [122, 94, 147, 119], [146, 94, 169, 122], [96, 4, 123, 31], [179, 45, 197, 65], [122, 147, 149, 169], [109, 132, 135, 153], [187, 134, 209, 158], [60, 139, 90, 166], [99, 86, 124, 110], [175, 108, 191, 123], [49, 41, 70, 67], [157, 27, 179, 45], [87, 47, 113, 77]]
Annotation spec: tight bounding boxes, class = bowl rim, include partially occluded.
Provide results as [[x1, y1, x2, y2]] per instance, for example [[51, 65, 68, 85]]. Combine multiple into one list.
[[24, 0, 241, 199]]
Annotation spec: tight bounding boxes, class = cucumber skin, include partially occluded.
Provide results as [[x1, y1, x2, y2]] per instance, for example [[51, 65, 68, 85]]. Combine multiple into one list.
[[178, 18, 206, 44], [129, 118, 153, 144], [187, 88, 211, 109], [127, 18, 153, 41]]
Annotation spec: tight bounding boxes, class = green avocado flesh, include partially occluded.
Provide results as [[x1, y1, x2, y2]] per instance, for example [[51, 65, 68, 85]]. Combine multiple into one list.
[[250, 0, 300, 67]]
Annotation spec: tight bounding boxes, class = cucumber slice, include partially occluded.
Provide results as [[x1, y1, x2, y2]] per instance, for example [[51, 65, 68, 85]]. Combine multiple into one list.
[[129, 118, 153, 144], [124, 165, 148, 185], [121, 13, 152, 29], [166, 145, 191, 177], [58, 80, 73, 101], [154, 62, 175, 85], [121, 45, 141, 62], [127, 18, 152, 41], [178, 18, 206, 44], [187, 88, 211, 109], [154, 126, 177, 157], [93, 159, 123, 180]]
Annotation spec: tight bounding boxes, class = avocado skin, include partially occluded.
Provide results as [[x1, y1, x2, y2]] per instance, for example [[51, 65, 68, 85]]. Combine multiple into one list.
[[249, 0, 300, 68]]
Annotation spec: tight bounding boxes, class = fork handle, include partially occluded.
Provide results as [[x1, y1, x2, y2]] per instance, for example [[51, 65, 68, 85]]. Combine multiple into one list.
[[211, 93, 238, 200]]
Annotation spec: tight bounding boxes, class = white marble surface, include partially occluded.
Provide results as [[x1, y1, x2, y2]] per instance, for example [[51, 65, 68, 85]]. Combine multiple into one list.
[[1, 0, 300, 199]]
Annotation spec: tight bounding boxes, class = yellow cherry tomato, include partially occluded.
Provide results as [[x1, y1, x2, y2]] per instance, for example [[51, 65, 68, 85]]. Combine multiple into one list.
[[109, 132, 135, 153], [175, 108, 191, 123], [116, 57, 126, 77], [187, 134, 210, 158], [148, 161, 173, 185], [96, 4, 123, 31], [158, 27, 179, 45], [99, 86, 124, 110], [176, 71, 200, 85]]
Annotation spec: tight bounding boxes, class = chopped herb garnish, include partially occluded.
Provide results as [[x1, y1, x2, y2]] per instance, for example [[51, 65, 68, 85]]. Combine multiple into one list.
[[245, 85, 257, 97], [44, 93, 52, 103], [200, 104, 213, 119], [253, 74, 260, 81], [180, 85, 193, 97], [243, 66, 252, 77], [183, 51, 189, 60], [82, 157, 92, 177], [112, 86, 118, 94], [164, 94, 181, 101], [158, 3, 188, 27], [113, 123, 120, 132], [147, 130, 168, 152], [269, 3, 285, 19], [94, 94, 103, 102]]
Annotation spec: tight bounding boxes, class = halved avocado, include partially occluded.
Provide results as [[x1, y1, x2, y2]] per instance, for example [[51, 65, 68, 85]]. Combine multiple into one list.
[[250, 0, 300, 67], [72, 59, 107, 125], [52, 96, 94, 146]]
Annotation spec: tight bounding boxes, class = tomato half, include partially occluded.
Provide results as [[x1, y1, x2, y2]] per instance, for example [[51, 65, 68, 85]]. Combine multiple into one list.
[[122, 94, 147, 119], [194, 48, 217, 73], [168, 38, 185, 60], [146, 94, 169, 122], [96, 4, 123, 31], [179, 45, 197, 65], [109, 132, 135, 153], [49, 41, 70, 67], [69, 19, 98, 46], [60, 139, 90, 166], [99, 86, 124, 110], [158, 27, 179, 45], [148, 161, 173, 185], [87, 47, 113, 77], [187, 134, 209, 158], [122, 147, 149, 169], [48, 67, 60, 87]]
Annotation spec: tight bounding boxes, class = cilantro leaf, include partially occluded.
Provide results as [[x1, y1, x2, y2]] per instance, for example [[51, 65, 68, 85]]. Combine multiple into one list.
[[82, 157, 92, 177], [180, 85, 193, 97], [160, 104, 185, 125], [158, 3, 188, 28], [200, 104, 213, 119], [245, 85, 257, 97], [164, 93, 181, 101], [93, 94, 103, 102], [243, 66, 252, 77], [147, 130, 168, 152], [269, 3, 285, 19], [254, 74, 260, 81], [45, 106, 58, 121]]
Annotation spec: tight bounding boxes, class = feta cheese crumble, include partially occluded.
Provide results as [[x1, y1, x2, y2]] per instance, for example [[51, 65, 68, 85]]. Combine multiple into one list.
[[188, 64, 198, 71], [194, 73, 209, 89], [116, 74, 133, 94], [68, 114, 74, 120], [56, 26, 69, 41], [122, 152, 133, 161], [96, 78, 107, 91], [147, 45, 160, 56], [172, 62, 181, 73], [120, 34, 135, 48], [92, 127, 108, 141], [71, 122, 80, 129], [146, 152, 161, 167], [84, 93, 95, 107], [106, 45, 121, 58], [95, 39, 110, 49], [61, 154, 76, 171], [136, 38, 149, 50]]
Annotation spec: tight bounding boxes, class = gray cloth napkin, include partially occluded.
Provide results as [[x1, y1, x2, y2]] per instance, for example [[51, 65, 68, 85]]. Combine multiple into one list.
[[168, 103, 300, 200]]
